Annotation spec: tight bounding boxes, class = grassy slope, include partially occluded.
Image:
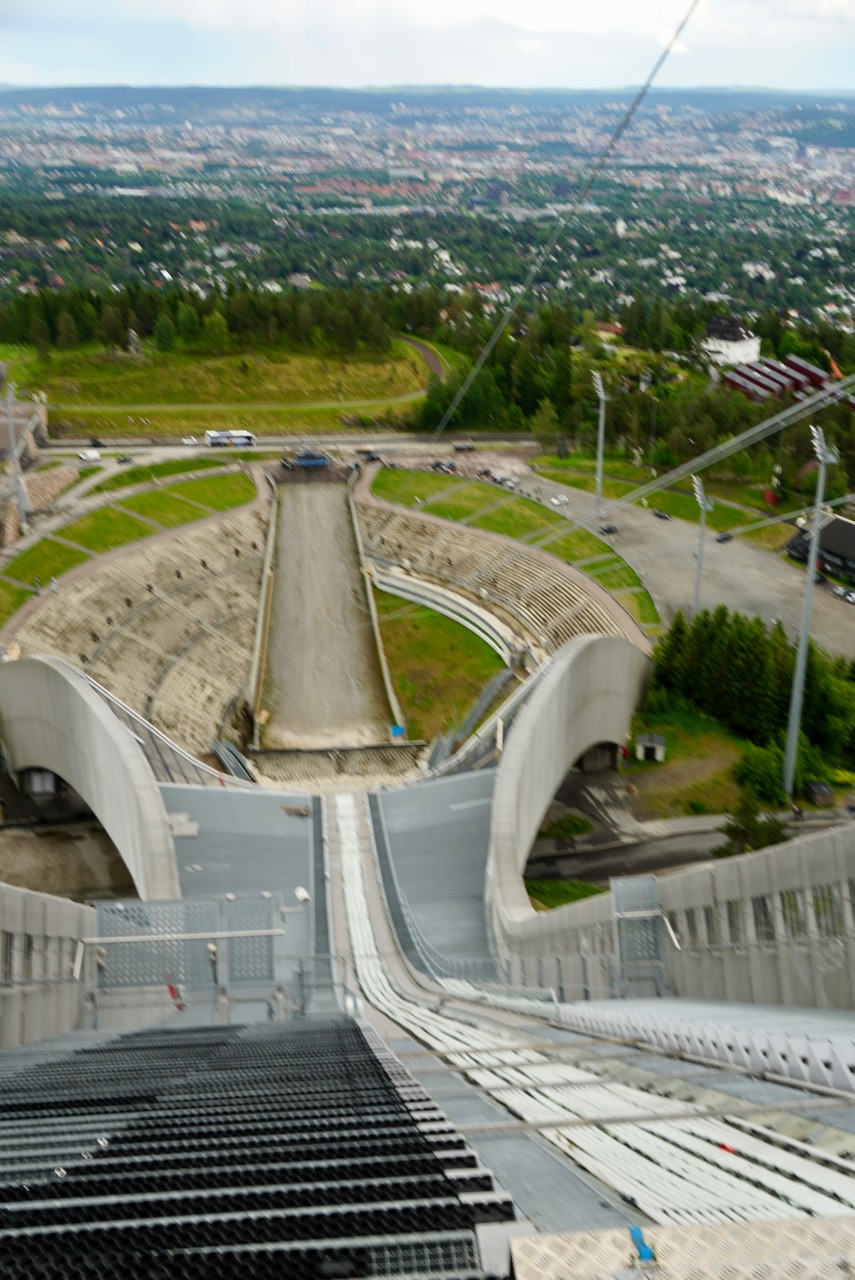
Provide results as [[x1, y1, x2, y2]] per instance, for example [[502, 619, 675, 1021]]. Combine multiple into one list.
[[625, 704, 747, 818], [374, 589, 505, 741], [18, 340, 423, 406]]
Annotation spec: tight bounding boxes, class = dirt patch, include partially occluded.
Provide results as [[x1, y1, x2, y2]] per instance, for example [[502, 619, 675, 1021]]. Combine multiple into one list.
[[0, 825, 136, 901], [630, 740, 742, 819]]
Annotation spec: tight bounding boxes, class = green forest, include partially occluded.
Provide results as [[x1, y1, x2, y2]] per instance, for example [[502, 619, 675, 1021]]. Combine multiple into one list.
[[650, 606, 855, 803]]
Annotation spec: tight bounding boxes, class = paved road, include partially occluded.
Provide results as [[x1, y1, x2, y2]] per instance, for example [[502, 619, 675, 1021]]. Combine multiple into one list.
[[516, 473, 855, 660], [526, 831, 721, 883], [262, 484, 391, 748]]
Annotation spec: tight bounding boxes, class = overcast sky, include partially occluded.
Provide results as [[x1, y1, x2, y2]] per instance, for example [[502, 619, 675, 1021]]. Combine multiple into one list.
[[2, 0, 854, 91]]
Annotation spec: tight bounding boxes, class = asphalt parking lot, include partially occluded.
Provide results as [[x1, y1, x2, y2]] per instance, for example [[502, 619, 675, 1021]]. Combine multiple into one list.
[[516, 473, 855, 660]]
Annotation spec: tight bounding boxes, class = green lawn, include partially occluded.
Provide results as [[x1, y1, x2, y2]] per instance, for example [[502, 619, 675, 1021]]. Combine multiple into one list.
[[88, 456, 225, 494], [26, 340, 424, 407], [626, 703, 747, 819], [167, 473, 255, 511], [374, 589, 505, 741], [117, 490, 208, 529], [371, 469, 459, 508], [3, 539, 90, 586], [525, 879, 606, 909], [544, 529, 604, 561], [426, 484, 510, 522], [60, 508, 153, 553], [618, 589, 660, 627], [587, 562, 643, 592], [0, 580, 33, 627], [470, 497, 564, 540]]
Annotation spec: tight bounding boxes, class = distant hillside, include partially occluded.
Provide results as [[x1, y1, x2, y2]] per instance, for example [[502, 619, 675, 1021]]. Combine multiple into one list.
[[1, 84, 854, 125]]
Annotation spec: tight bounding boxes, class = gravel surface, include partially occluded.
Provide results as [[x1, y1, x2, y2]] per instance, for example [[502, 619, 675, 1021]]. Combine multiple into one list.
[[263, 484, 391, 747]]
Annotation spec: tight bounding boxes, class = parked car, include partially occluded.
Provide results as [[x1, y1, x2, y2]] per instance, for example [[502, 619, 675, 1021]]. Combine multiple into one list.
[[78, 448, 100, 461], [89, 437, 104, 448], [845, 592, 855, 605], [550, 494, 569, 506], [716, 531, 733, 543], [182, 436, 197, 446], [117, 454, 133, 464], [653, 508, 672, 520], [833, 585, 848, 598], [599, 524, 618, 535]]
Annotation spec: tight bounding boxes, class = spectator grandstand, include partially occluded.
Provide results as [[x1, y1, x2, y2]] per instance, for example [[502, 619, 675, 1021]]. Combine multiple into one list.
[[8, 508, 268, 754]]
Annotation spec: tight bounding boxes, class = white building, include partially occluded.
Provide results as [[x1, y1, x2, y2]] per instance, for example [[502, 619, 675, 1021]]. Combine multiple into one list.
[[701, 317, 761, 367]]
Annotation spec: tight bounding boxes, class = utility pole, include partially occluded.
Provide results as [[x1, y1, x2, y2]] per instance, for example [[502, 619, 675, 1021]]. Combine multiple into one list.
[[4, 383, 29, 536], [592, 371, 608, 519], [691, 474, 713, 617], [783, 425, 837, 798]]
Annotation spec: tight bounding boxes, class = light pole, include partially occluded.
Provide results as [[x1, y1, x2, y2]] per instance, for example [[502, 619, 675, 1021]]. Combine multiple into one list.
[[782, 424, 838, 798], [691, 474, 713, 617], [4, 383, 29, 536], [592, 371, 608, 518]]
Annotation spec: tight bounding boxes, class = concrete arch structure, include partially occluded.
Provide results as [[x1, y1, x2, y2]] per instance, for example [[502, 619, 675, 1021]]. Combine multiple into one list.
[[487, 634, 651, 970], [0, 656, 179, 900]]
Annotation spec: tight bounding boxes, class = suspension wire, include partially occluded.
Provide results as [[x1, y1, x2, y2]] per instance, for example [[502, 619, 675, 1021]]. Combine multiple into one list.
[[430, 0, 705, 442], [531, 373, 855, 552], [434, 373, 855, 601]]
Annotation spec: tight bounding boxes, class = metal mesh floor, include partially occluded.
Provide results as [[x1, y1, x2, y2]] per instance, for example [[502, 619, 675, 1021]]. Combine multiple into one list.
[[0, 1017, 513, 1279]]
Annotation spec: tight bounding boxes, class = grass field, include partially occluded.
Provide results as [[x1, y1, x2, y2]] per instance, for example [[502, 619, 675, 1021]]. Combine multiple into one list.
[[425, 484, 511, 523], [0, 580, 33, 627], [470, 497, 564, 540], [538, 464, 773, 533], [167, 473, 255, 511], [51, 403, 415, 438], [525, 879, 606, 910], [587, 561, 643, 592], [546, 529, 609, 561], [117, 490, 207, 528], [371, 469, 457, 508], [88, 456, 225, 494], [61, 508, 153, 553], [3, 539, 90, 587], [617, 590, 661, 627], [374, 590, 505, 740], [626, 704, 747, 819], [16, 339, 425, 408]]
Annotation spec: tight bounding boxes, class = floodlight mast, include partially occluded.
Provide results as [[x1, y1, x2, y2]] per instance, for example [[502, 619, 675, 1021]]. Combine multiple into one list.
[[782, 424, 838, 799], [592, 371, 608, 518], [691, 474, 713, 617], [4, 383, 29, 536]]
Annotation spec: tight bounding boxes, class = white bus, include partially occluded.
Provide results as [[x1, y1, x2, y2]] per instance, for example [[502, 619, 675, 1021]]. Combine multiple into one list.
[[205, 429, 256, 448]]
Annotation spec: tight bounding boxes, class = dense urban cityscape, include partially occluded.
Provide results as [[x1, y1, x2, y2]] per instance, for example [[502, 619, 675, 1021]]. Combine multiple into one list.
[[0, 86, 853, 327]]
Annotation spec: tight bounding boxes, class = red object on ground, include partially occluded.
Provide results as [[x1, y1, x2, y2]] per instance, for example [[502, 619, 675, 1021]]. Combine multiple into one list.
[[763, 489, 778, 506]]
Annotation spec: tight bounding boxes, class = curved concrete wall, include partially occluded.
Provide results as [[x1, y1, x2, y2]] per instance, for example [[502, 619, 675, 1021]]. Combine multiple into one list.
[[0, 657, 179, 900], [487, 634, 651, 962]]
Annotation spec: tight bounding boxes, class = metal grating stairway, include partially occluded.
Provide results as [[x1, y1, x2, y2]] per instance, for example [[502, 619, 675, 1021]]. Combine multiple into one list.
[[0, 1017, 514, 1278]]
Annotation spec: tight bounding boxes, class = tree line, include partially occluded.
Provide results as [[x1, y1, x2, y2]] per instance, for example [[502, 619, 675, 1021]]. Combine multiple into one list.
[[0, 283, 393, 359], [650, 606, 855, 802]]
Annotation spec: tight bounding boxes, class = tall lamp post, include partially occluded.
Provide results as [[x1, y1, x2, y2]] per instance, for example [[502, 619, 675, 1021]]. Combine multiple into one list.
[[592, 371, 608, 518], [4, 383, 29, 536], [691, 474, 713, 617], [783, 424, 838, 798]]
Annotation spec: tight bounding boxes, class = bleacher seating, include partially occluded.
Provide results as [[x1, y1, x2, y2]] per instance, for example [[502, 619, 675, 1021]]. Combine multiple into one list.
[[10, 509, 267, 755], [356, 500, 637, 653]]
